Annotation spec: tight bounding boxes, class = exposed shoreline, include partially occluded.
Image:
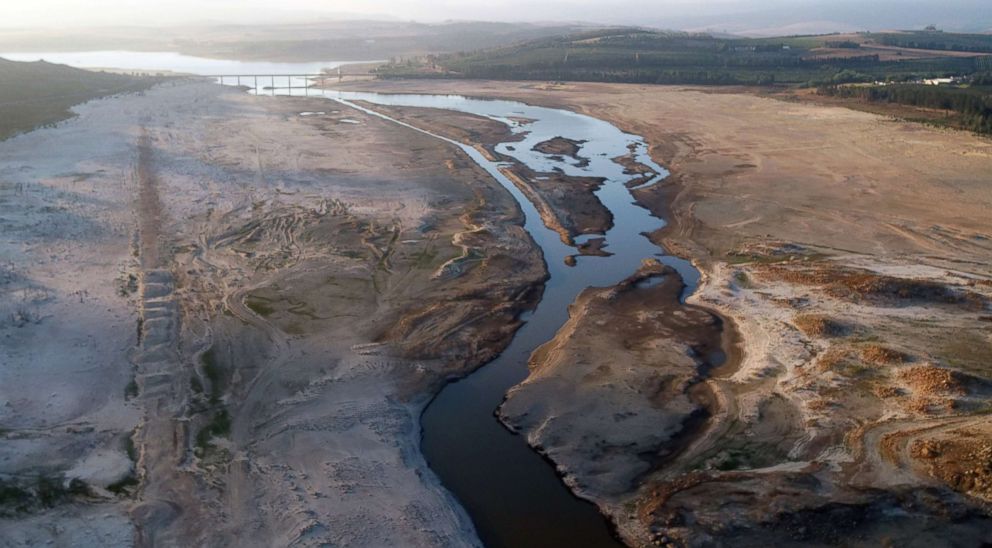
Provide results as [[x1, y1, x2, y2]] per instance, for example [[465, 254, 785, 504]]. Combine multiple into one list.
[[0, 81, 550, 546], [343, 87, 751, 546], [3, 76, 991, 547], [331, 79, 992, 545]]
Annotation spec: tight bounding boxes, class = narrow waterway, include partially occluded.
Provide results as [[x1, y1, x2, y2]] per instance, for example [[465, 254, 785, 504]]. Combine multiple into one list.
[[4, 49, 699, 545], [306, 90, 700, 547]]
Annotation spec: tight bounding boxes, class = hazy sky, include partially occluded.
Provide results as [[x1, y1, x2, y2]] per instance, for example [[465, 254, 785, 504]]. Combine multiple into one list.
[[4, 0, 990, 32], [11, 0, 663, 27]]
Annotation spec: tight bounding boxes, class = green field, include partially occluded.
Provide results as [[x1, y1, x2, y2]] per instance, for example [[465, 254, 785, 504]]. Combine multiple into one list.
[[867, 31, 992, 53], [0, 58, 158, 141]]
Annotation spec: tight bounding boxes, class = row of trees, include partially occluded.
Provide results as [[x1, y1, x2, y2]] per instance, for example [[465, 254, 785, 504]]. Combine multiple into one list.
[[411, 65, 782, 85], [818, 83, 992, 134], [872, 32, 992, 53]]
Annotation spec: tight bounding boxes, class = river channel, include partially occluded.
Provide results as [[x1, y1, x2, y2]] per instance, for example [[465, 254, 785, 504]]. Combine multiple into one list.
[[4, 52, 700, 547], [313, 90, 700, 547]]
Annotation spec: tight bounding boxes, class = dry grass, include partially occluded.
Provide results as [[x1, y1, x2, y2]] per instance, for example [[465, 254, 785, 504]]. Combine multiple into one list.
[[939, 328, 992, 376], [906, 396, 958, 415], [872, 384, 903, 399], [900, 365, 966, 396], [859, 344, 907, 365], [760, 265, 985, 307], [794, 314, 845, 337], [812, 347, 848, 373], [806, 398, 834, 412], [910, 431, 992, 500]]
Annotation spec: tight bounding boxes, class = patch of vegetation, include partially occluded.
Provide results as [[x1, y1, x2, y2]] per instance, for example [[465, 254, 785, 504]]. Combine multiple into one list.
[[814, 347, 852, 373], [0, 475, 90, 515], [825, 40, 861, 49], [764, 266, 986, 307], [444, 248, 485, 272], [107, 430, 141, 495], [872, 384, 903, 399], [838, 362, 874, 378], [337, 249, 366, 260], [35, 477, 75, 508], [726, 244, 827, 266], [706, 442, 784, 471], [106, 474, 139, 495], [0, 480, 32, 514], [375, 29, 989, 88], [283, 322, 306, 335], [412, 246, 439, 269], [117, 273, 139, 297], [244, 295, 276, 317], [939, 329, 992, 377], [732, 270, 751, 288], [200, 346, 225, 404], [0, 58, 160, 141], [859, 344, 907, 365], [124, 377, 139, 400], [284, 297, 320, 320], [195, 409, 231, 456], [817, 81, 992, 134], [794, 314, 846, 337], [124, 432, 138, 463], [900, 365, 967, 396], [868, 31, 992, 54]]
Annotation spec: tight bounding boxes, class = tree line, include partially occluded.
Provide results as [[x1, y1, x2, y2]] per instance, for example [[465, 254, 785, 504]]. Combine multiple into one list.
[[818, 83, 992, 134]]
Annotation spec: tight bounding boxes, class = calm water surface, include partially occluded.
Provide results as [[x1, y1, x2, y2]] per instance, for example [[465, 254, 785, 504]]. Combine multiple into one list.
[[310, 89, 698, 547], [11, 52, 699, 547], [0, 50, 357, 75]]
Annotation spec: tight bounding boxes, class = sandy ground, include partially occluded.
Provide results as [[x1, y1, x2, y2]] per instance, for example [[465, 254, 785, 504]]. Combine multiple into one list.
[[1, 83, 151, 542], [334, 79, 992, 545], [0, 81, 546, 546], [498, 260, 726, 500], [359, 103, 613, 248], [334, 80, 992, 266], [4, 75, 991, 546]]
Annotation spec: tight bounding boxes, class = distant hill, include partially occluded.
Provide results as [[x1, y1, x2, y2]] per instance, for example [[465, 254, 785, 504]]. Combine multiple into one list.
[[0, 21, 597, 63], [643, 0, 992, 36], [174, 21, 596, 62], [0, 58, 156, 140], [375, 28, 992, 86]]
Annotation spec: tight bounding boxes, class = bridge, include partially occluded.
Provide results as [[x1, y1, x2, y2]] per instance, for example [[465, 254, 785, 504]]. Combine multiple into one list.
[[204, 73, 342, 95]]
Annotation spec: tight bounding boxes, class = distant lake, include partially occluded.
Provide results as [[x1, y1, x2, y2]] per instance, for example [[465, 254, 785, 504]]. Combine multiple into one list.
[[0, 50, 354, 75]]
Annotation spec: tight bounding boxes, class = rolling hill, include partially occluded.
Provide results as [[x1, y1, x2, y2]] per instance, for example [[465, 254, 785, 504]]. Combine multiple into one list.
[[376, 28, 992, 86], [0, 58, 157, 140]]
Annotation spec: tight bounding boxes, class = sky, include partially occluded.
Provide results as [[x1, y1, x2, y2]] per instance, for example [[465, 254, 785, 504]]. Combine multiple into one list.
[[4, 0, 990, 33]]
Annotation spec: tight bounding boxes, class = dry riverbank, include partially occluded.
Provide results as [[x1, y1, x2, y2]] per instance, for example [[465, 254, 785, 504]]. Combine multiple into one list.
[[333, 79, 992, 546], [0, 81, 546, 546], [3, 75, 990, 546]]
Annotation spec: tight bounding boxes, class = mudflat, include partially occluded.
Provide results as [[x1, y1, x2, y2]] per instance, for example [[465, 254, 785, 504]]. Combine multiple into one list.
[[3, 73, 990, 547], [334, 79, 992, 265], [335, 79, 992, 545], [0, 81, 545, 546]]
